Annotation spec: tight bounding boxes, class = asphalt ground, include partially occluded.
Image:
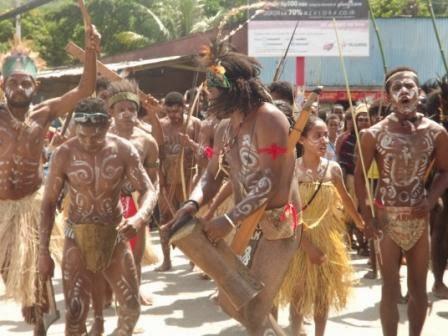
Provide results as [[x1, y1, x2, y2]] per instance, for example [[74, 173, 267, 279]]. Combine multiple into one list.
[[1, 234, 447, 335]]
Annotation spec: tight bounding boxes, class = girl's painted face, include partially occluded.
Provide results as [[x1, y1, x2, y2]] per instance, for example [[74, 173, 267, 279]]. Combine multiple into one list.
[[388, 74, 419, 116], [300, 120, 329, 157]]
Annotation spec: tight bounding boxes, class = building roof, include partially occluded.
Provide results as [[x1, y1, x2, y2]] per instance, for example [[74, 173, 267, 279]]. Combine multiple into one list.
[[37, 54, 198, 79]]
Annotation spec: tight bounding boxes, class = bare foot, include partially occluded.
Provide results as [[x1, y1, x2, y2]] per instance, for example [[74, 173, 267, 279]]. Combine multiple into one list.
[[22, 306, 36, 324], [363, 270, 378, 280], [433, 282, 448, 299], [154, 262, 172, 272], [88, 317, 104, 336], [139, 292, 154, 306]]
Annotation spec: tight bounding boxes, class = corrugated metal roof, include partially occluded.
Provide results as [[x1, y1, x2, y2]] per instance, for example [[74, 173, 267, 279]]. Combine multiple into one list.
[[258, 18, 448, 87], [37, 55, 192, 79]]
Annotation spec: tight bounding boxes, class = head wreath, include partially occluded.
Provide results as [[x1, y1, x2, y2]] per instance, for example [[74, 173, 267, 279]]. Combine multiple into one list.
[[0, 37, 46, 79]]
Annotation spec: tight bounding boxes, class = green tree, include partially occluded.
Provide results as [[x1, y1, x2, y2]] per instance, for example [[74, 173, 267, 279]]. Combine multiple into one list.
[[0, 0, 253, 66], [370, 0, 448, 17]]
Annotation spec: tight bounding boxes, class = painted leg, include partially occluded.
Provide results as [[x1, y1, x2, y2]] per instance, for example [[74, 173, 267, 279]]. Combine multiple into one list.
[[431, 198, 448, 299], [62, 239, 92, 336], [132, 225, 153, 305], [104, 242, 140, 336], [219, 236, 298, 335], [89, 273, 107, 336], [364, 239, 379, 279], [313, 307, 328, 336], [155, 200, 172, 272], [406, 228, 429, 336], [378, 234, 402, 336]]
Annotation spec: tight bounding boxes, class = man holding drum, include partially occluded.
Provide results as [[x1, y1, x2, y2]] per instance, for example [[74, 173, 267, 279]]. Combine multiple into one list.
[[163, 46, 305, 335]]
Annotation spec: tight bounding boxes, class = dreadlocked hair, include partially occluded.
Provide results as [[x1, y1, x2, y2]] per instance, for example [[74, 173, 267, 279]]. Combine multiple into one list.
[[208, 52, 272, 117]]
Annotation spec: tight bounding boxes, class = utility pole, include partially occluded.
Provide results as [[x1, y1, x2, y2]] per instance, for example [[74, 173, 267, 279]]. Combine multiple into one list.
[[15, 0, 21, 39]]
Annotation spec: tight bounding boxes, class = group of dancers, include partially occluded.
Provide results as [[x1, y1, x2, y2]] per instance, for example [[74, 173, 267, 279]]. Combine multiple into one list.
[[0, 16, 447, 336]]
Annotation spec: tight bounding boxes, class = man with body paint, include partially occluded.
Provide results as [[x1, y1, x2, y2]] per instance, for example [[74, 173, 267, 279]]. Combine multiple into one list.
[[156, 91, 201, 271], [355, 67, 448, 336], [163, 48, 305, 336], [0, 27, 100, 335], [38, 97, 158, 336]]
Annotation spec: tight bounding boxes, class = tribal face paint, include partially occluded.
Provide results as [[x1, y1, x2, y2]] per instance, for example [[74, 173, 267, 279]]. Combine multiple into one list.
[[76, 124, 108, 153], [301, 120, 329, 158], [388, 74, 419, 118], [3, 73, 35, 108]]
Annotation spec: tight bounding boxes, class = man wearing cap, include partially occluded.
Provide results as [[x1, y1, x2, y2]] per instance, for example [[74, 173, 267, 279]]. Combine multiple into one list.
[[39, 97, 158, 335], [0, 27, 100, 335]]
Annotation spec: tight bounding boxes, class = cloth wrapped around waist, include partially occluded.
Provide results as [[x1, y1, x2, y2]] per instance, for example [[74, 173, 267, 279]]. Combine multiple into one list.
[[66, 222, 119, 273], [376, 206, 428, 251], [258, 203, 297, 241]]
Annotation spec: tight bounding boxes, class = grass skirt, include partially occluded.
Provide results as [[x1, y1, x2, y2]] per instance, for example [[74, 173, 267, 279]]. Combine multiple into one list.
[[276, 182, 353, 316], [0, 188, 43, 306]]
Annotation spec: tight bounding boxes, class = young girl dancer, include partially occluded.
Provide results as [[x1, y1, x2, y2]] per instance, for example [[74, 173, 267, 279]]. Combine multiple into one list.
[[277, 116, 365, 336]]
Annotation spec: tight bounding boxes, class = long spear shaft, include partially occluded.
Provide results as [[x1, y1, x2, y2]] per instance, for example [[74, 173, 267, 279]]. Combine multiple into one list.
[[273, 20, 299, 82], [367, 0, 387, 74], [332, 18, 382, 265], [427, 0, 448, 73]]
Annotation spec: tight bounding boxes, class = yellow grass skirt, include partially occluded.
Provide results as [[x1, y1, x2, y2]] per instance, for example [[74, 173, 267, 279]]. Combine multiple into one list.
[[0, 188, 43, 306], [276, 182, 353, 316]]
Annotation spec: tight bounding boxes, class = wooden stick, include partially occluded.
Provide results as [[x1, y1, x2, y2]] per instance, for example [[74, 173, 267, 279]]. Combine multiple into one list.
[[65, 41, 164, 146], [59, 0, 92, 137], [333, 18, 382, 265]]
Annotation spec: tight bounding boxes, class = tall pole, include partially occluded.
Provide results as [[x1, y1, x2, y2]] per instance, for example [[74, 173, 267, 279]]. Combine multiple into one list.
[[367, 0, 387, 74], [427, 0, 448, 73], [332, 18, 382, 265], [15, 0, 21, 40]]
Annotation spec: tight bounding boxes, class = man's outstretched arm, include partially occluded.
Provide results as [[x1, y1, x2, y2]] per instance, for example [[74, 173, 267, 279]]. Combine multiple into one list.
[[37, 26, 101, 121]]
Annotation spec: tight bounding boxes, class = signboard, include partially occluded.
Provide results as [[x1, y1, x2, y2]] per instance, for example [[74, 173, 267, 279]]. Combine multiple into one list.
[[248, 0, 370, 57]]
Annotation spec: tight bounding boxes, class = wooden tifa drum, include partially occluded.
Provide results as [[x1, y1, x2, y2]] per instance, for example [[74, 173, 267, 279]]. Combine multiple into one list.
[[169, 215, 264, 311]]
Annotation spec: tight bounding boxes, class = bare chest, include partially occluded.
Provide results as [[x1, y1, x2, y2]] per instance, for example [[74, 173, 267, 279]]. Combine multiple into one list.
[[223, 133, 261, 194], [376, 128, 436, 183], [0, 118, 46, 160], [66, 150, 124, 195], [163, 124, 195, 155]]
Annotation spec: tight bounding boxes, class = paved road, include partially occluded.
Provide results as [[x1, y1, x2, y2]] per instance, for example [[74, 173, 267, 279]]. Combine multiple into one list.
[[1, 235, 447, 335]]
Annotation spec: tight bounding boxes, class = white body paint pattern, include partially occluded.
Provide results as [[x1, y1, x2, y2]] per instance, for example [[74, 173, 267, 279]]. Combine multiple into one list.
[[66, 146, 124, 224], [373, 119, 442, 206], [225, 133, 273, 221], [0, 106, 47, 198]]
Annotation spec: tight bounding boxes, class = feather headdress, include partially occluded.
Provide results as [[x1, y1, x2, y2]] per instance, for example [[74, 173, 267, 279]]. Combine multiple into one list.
[[0, 36, 46, 79], [197, 2, 268, 89]]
